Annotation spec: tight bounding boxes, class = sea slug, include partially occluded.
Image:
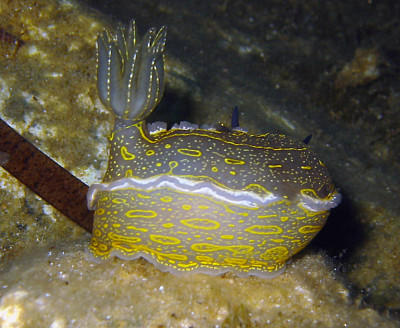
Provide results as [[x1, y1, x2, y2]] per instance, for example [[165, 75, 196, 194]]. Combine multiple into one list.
[[87, 20, 341, 278]]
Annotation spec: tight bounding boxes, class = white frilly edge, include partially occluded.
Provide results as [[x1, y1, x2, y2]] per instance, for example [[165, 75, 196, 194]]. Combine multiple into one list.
[[87, 176, 341, 213]]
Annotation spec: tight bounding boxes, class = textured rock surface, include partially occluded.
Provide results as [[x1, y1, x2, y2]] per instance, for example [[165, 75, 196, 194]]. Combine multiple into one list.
[[0, 238, 397, 328]]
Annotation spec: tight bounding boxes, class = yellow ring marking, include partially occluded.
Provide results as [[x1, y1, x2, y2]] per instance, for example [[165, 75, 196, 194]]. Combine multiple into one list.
[[125, 209, 157, 218], [124, 169, 134, 178], [121, 146, 136, 160], [245, 225, 283, 235], [299, 225, 322, 234], [160, 196, 173, 202], [168, 161, 179, 170], [177, 148, 202, 157], [108, 232, 141, 243], [224, 158, 245, 165], [96, 208, 105, 215], [150, 234, 181, 245], [181, 218, 220, 230], [98, 244, 108, 251]]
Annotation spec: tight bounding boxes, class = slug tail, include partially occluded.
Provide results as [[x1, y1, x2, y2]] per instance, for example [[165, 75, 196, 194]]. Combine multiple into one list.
[[96, 20, 167, 121]]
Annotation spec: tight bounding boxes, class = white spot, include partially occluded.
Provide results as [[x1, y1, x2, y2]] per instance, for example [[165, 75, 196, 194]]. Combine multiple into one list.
[[50, 318, 67, 328], [170, 121, 199, 130], [147, 121, 167, 134], [0, 291, 28, 328], [46, 72, 63, 78]]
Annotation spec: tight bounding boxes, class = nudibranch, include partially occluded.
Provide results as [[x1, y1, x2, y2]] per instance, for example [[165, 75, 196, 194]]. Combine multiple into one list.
[[87, 20, 342, 278]]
